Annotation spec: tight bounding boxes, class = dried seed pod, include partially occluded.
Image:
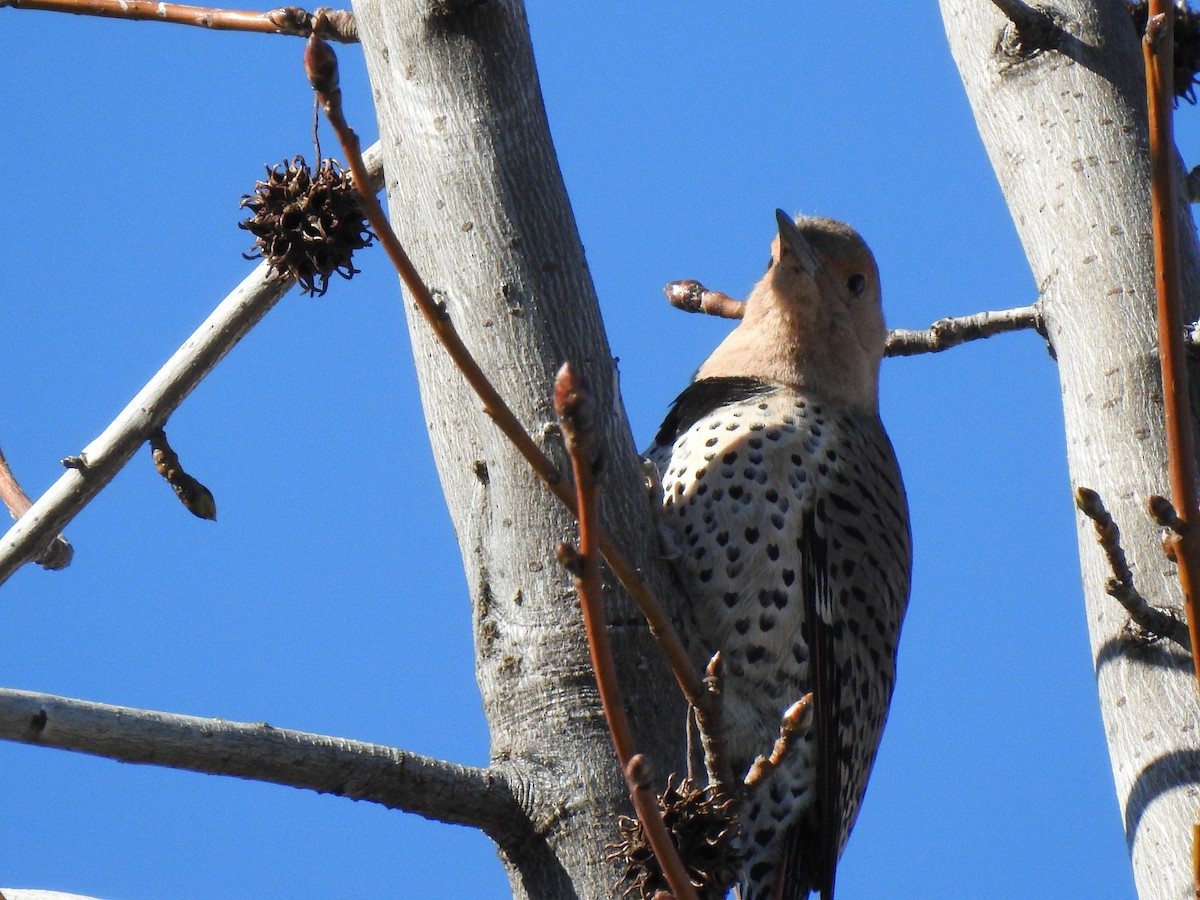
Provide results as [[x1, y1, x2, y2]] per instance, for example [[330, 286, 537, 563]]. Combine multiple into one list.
[[607, 775, 742, 900], [150, 428, 217, 521], [239, 156, 374, 296]]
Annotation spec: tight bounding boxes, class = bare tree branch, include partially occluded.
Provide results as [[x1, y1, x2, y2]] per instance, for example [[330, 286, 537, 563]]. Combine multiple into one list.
[[661, 278, 1043, 359], [0, 0, 358, 42], [884, 305, 1044, 356], [1076, 487, 1191, 650], [0, 445, 71, 570], [0, 144, 384, 588], [0, 687, 523, 838]]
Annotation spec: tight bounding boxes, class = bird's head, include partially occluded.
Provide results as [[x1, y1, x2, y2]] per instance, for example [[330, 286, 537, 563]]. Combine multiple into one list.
[[696, 210, 887, 412]]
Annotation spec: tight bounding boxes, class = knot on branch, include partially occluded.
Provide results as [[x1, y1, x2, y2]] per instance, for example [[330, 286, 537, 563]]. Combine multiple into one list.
[[992, 0, 1065, 57]]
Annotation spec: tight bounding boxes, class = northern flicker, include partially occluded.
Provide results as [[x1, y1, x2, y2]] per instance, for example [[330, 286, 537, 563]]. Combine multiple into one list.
[[646, 211, 911, 900]]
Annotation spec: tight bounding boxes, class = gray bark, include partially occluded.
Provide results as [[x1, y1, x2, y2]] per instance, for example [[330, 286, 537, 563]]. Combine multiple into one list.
[[940, 2, 1200, 897], [350, 1, 689, 897]]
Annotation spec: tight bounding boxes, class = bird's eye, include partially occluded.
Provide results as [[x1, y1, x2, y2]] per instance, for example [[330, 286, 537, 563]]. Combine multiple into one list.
[[847, 273, 867, 296], [766, 257, 774, 273]]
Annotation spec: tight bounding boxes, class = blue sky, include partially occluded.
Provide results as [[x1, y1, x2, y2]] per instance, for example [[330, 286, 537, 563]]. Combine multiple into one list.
[[1, 3, 1174, 897]]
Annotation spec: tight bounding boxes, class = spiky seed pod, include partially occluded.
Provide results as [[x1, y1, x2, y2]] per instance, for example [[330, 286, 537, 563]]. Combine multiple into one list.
[[608, 775, 742, 900], [1130, 0, 1200, 103], [239, 156, 374, 296]]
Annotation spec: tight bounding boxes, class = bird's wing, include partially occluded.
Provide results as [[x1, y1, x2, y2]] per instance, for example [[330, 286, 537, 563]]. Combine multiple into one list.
[[651, 376, 778, 449], [785, 505, 840, 900]]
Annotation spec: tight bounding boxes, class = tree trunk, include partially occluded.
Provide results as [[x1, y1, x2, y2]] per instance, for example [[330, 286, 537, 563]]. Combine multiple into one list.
[[941, 2, 1200, 897], [351, 1, 689, 896]]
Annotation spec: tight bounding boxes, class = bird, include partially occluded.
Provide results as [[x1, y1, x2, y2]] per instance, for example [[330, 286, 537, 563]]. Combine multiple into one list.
[[645, 210, 911, 900]]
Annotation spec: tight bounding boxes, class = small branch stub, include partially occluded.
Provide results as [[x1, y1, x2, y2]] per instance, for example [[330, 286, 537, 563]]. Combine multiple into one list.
[[0, 445, 72, 569], [990, 0, 1063, 54], [1075, 486, 1191, 649]]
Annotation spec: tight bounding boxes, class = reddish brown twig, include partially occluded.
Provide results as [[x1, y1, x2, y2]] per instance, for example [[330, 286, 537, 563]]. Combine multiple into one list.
[[304, 34, 704, 708], [554, 364, 635, 764], [556, 366, 698, 900], [625, 755, 701, 900], [664, 280, 745, 320], [0, 445, 72, 570], [1144, 4, 1200, 684], [0, 0, 359, 41]]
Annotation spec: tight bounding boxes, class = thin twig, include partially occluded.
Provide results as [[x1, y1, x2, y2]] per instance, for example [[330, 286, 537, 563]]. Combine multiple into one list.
[[0, 445, 71, 570], [663, 280, 745, 320], [662, 280, 1045, 359], [554, 363, 636, 766], [1075, 487, 1191, 649], [743, 695, 813, 790], [1144, 3, 1200, 680], [885, 305, 1044, 356], [695, 652, 733, 796], [625, 755, 701, 900], [0, 0, 359, 41], [0, 687, 523, 839], [0, 145, 385, 587], [305, 35, 705, 709], [555, 365, 697, 900], [1194, 821, 1200, 900]]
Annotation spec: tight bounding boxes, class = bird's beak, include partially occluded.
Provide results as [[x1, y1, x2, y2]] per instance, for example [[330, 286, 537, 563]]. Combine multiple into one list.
[[775, 209, 820, 276]]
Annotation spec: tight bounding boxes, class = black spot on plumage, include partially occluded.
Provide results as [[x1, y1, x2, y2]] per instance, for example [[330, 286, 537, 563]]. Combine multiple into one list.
[[766, 543, 780, 561], [782, 568, 795, 586], [746, 645, 766, 664], [728, 485, 743, 500], [759, 613, 777, 631], [735, 617, 751, 634], [745, 527, 760, 544], [723, 591, 738, 608], [722, 451, 738, 465]]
